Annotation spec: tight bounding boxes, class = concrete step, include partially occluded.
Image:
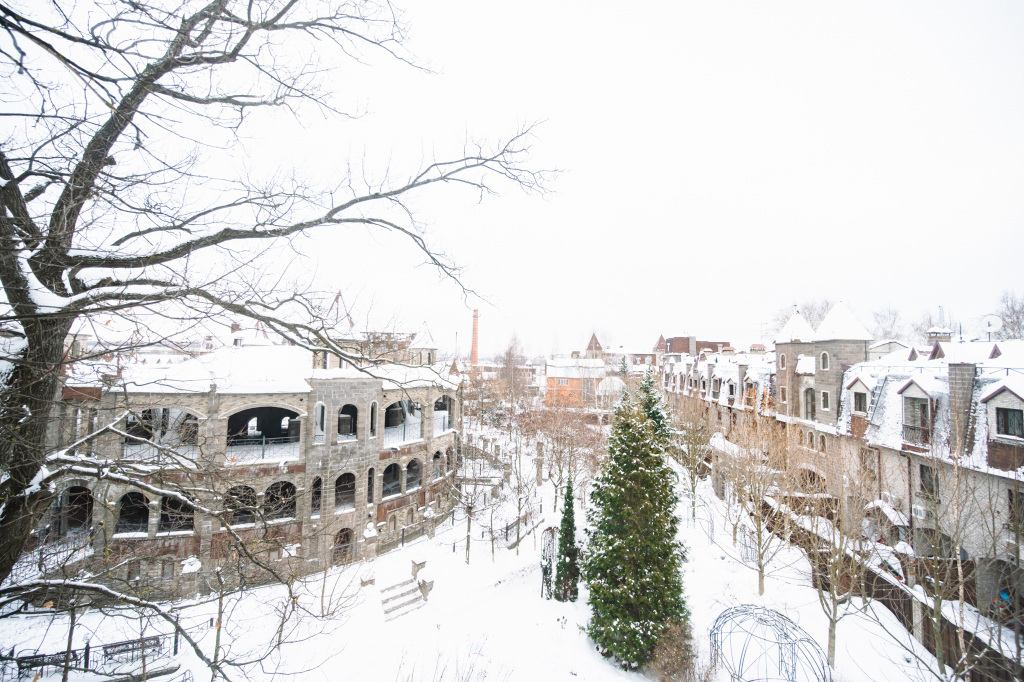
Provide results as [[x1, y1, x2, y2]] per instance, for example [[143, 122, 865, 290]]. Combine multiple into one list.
[[383, 593, 423, 616], [384, 599, 425, 622], [380, 577, 415, 595], [381, 585, 419, 606]]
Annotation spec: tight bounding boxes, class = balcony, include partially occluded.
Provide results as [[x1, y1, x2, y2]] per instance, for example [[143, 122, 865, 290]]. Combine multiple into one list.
[[122, 443, 198, 462], [902, 424, 931, 446], [384, 419, 422, 447], [225, 436, 300, 463], [433, 411, 451, 436]]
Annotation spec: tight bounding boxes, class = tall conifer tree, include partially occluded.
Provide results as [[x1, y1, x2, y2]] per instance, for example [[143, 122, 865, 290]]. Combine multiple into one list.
[[583, 375, 688, 668], [555, 477, 580, 602]]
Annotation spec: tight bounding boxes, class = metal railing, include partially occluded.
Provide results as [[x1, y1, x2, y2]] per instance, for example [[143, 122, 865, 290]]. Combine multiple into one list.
[[225, 436, 300, 462], [122, 443, 198, 462], [902, 424, 931, 445], [383, 420, 422, 447]]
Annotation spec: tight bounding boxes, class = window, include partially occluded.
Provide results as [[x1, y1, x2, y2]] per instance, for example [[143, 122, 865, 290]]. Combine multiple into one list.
[[310, 477, 322, 516], [920, 464, 937, 498], [335, 473, 355, 510], [558, 378, 568, 386], [821, 391, 830, 411], [996, 407, 1024, 438], [367, 468, 375, 504], [337, 405, 358, 441], [780, 387, 788, 403], [314, 403, 325, 444], [779, 354, 787, 371], [804, 388, 815, 421], [728, 383, 735, 397], [820, 352, 829, 371], [162, 561, 175, 580], [369, 402, 377, 437], [819, 435, 826, 452], [903, 397, 930, 445], [854, 391, 867, 413]]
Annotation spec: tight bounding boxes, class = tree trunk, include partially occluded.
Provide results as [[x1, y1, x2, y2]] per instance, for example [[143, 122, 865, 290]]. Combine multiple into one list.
[[827, 616, 837, 668]]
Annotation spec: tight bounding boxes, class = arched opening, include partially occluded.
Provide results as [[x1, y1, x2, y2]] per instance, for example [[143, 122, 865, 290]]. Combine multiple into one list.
[[228, 405, 299, 444], [433, 395, 453, 434], [383, 400, 422, 446], [224, 485, 257, 525], [335, 473, 355, 511], [433, 452, 443, 480], [61, 486, 93, 534], [819, 435, 827, 452], [779, 354, 787, 370], [159, 496, 194, 532], [314, 403, 326, 444], [820, 352, 829, 371], [366, 468, 375, 504], [333, 528, 354, 564], [369, 402, 377, 437], [798, 468, 826, 493], [406, 459, 422, 490], [382, 463, 401, 498], [264, 481, 297, 520], [337, 404, 358, 442], [310, 477, 322, 516], [115, 492, 149, 534], [123, 408, 199, 460], [446, 447, 454, 473], [804, 389, 816, 421]]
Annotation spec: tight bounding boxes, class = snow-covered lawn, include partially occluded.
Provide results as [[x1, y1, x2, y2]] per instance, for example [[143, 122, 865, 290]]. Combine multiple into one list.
[[0, 428, 942, 681]]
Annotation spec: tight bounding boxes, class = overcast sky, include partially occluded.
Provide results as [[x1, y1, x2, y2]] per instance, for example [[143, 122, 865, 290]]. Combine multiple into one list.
[[253, 1, 1024, 358]]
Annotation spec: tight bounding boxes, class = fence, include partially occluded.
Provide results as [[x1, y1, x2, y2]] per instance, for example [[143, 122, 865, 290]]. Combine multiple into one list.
[[4, 631, 173, 679]]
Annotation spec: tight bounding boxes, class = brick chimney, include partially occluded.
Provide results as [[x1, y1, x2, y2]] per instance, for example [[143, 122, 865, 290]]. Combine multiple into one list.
[[948, 363, 976, 457]]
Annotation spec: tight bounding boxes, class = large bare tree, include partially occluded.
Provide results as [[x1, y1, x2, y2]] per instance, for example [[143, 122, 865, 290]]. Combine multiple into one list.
[[0, 0, 542, 597]]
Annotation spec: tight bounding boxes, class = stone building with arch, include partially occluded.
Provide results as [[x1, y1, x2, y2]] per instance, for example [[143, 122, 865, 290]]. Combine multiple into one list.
[[46, 343, 461, 596]]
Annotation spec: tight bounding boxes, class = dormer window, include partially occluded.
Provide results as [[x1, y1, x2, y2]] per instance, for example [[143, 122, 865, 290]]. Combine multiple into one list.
[[996, 407, 1024, 438], [820, 352, 829, 371], [854, 391, 867, 413], [903, 397, 931, 445]]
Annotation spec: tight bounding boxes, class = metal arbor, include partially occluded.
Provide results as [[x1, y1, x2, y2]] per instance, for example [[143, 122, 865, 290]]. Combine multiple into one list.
[[710, 605, 831, 682]]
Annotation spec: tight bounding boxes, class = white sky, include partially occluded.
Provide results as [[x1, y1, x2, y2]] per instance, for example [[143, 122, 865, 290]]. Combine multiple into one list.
[[249, 1, 1024, 358]]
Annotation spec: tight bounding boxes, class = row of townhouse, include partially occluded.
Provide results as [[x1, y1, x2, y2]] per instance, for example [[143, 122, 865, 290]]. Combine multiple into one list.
[[660, 302, 1023, 628], [42, 340, 462, 598]]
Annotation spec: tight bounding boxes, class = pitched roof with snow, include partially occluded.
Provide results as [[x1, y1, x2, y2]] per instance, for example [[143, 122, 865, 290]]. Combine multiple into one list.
[[980, 376, 1024, 404], [775, 312, 816, 344], [814, 301, 872, 342]]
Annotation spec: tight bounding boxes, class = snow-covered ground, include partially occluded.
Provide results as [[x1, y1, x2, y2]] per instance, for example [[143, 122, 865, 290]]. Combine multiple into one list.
[[1, 425, 944, 681]]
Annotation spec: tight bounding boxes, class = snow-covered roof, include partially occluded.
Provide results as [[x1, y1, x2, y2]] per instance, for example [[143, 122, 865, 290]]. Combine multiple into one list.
[[870, 339, 908, 350], [814, 301, 872, 342], [596, 376, 626, 396], [979, 376, 1024, 404], [795, 355, 816, 376], [896, 375, 946, 399], [546, 358, 606, 379], [929, 341, 997, 363], [775, 312, 815, 344], [120, 345, 314, 394], [865, 500, 910, 527]]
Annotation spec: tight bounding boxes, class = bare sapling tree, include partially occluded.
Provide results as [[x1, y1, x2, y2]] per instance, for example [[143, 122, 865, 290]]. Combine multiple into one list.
[[671, 396, 713, 520], [994, 290, 1024, 340], [724, 417, 796, 596], [0, 0, 545, 676]]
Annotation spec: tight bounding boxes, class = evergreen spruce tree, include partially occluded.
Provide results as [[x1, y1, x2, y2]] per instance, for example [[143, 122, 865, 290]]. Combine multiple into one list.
[[583, 378, 688, 669], [554, 477, 580, 602]]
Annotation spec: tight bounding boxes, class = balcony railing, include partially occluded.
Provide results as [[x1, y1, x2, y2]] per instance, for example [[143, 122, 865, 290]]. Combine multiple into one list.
[[433, 412, 451, 436], [336, 432, 357, 443], [122, 443, 198, 462], [225, 436, 300, 463], [384, 419, 422, 447], [903, 424, 931, 445]]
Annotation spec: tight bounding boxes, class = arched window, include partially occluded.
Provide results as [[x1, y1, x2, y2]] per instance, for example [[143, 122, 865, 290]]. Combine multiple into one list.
[[264, 482, 296, 520], [779, 354, 787, 370], [367, 468, 375, 503], [369, 402, 377, 438], [334, 528, 354, 564], [406, 460, 422, 490], [446, 447, 455, 473], [819, 435, 827, 452], [224, 485, 257, 525], [804, 388, 816, 421], [116, 492, 149, 534], [337, 405, 358, 442], [382, 463, 401, 497], [310, 477, 322, 516], [61, 486, 94, 534], [314, 402, 326, 444], [433, 452, 443, 480], [335, 473, 355, 510], [820, 352, 829, 371], [159, 496, 194, 531]]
